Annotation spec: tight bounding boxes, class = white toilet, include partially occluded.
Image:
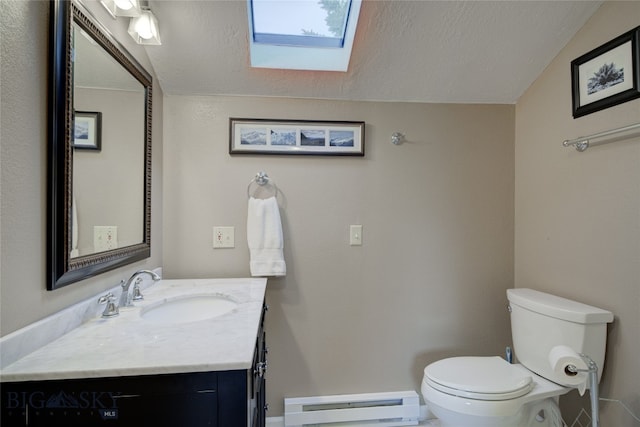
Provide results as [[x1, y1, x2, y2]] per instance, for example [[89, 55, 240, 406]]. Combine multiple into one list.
[[421, 288, 614, 427]]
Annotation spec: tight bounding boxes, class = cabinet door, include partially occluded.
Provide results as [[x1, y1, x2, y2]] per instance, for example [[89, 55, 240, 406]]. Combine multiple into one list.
[[254, 373, 266, 427], [111, 390, 218, 427], [114, 372, 218, 426], [2, 372, 219, 427], [20, 392, 217, 427], [217, 370, 248, 425]]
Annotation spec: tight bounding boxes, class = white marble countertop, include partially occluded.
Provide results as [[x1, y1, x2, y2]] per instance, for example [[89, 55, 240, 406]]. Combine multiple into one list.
[[0, 278, 267, 382]]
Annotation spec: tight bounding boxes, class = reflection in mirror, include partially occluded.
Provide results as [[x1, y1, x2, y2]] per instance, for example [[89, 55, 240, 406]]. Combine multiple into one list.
[[48, 0, 152, 290], [72, 24, 145, 257]]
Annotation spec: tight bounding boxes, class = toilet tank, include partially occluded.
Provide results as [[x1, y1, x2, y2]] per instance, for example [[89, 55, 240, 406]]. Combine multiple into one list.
[[507, 288, 614, 385]]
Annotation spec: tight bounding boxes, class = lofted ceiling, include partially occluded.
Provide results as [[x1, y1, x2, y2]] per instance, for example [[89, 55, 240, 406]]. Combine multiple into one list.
[[144, 0, 603, 104]]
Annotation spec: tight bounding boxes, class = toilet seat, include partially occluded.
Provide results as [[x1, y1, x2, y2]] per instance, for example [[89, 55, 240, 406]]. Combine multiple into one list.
[[424, 356, 534, 400]]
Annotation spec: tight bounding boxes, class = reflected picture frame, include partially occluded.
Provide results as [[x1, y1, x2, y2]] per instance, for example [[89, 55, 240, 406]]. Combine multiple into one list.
[[229, 118, 365, 156], [73, 111, 102, 150], [571, 25, 640, 118]]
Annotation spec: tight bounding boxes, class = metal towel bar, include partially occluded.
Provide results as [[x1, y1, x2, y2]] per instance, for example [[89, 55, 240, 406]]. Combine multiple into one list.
[[563, 122, 640, 152]]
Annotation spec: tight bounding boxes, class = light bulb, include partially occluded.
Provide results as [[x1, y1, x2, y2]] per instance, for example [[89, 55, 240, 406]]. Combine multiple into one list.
[[128, 8, 161, 45], [114, 0, 133, 10], [135, 14, 153, 39]]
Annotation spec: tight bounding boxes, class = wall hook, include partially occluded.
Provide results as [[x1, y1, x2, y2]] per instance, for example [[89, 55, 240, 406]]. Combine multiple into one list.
[[391, 132, 405, 145]]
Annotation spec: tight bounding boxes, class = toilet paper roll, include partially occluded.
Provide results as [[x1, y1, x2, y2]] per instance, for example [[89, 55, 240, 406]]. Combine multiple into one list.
[[548, 345, 588, 396]]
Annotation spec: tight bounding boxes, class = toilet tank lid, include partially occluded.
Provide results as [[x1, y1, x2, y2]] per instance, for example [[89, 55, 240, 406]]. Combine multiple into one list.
[[507, 288, 613, 324]]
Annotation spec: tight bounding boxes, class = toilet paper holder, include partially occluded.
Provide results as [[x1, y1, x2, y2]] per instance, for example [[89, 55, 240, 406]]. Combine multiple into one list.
[[566, 354, 600, 427], [565, 353, 597, 376]]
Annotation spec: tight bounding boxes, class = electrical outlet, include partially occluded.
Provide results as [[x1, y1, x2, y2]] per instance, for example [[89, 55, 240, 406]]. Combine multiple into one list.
[[213, 226, 235, 248], [94, 226, 118, 252]]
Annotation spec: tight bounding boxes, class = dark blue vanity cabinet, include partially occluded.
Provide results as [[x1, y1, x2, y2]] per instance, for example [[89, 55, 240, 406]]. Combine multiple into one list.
[[1, 306, 268, 427]]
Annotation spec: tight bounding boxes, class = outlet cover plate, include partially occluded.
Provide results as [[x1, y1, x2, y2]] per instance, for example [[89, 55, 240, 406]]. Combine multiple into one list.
[[213, 226, 235, 248], [94, 226, 118, 252]]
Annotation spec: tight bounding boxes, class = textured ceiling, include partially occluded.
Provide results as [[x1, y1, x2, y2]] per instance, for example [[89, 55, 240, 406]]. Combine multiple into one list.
[[144, 0, 603, 104]]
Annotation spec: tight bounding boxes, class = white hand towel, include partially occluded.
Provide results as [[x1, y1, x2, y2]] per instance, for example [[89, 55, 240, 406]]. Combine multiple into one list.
[[247, 196, 286, 277], [70, 194, 79, 258]]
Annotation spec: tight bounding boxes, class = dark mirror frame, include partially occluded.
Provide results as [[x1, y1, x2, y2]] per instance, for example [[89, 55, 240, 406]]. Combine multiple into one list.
[[48, 0, 153, 290]]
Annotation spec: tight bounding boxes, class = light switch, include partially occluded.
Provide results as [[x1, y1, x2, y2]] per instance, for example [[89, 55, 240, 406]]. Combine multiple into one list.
[[350, 224, 363, 246], [213, 226, 235, 248]]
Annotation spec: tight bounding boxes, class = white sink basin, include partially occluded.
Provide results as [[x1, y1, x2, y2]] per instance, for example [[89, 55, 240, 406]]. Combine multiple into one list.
[[141, 294, 238, 324]]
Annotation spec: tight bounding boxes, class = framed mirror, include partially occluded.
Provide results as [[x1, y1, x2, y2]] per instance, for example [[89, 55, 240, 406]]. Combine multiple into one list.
[[48, 0, 152, 290]]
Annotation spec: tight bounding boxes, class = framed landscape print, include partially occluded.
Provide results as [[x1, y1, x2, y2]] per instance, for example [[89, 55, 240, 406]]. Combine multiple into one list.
[[571, 26, 640, 118], [73, 111, 102, 150], [229, 118, 365, 156]]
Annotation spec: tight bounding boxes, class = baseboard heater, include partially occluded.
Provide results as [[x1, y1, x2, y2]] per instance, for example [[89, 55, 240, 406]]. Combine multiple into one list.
[[284, 390, 419, 427]]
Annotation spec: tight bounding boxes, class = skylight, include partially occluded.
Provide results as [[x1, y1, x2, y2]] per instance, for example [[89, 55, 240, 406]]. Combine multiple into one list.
[[247, 0, 362, 72]]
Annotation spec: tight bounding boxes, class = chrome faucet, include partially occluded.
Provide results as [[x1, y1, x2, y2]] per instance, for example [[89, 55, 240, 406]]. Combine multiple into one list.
[[119, 270, 161, 308]]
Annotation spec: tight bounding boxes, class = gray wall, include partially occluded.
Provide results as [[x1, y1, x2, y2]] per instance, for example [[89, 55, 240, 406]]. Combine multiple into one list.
[[162, 96, 515, 415], [515, 2, 640, 424], [0, 0, 163, 334]]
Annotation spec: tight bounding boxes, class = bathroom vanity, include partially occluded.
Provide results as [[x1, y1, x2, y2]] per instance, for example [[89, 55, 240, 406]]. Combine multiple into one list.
[[0, 278, 268, 427]]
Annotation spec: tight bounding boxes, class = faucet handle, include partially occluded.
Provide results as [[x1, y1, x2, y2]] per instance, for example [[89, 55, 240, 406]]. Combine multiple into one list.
[[98, 292, 119, 318], [132, 277, 144, 301]]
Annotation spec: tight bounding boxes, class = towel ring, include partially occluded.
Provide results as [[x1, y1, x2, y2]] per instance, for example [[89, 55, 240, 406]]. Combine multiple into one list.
[[247, 171, 278, 199]]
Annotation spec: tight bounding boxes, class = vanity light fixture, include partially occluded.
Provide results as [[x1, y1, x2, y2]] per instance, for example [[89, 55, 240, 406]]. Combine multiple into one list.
[[100, 0, 142, 18], [128, 8, 162, 45]]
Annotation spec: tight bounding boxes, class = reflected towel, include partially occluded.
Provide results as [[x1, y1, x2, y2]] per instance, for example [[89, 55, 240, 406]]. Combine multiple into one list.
[[70, 195, 79, 258], [247, 196, 286, 277]]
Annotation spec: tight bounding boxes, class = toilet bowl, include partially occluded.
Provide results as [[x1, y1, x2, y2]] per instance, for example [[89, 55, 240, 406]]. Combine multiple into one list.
[[420, 288, 614, 427], [421, 356, 568, 426]]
